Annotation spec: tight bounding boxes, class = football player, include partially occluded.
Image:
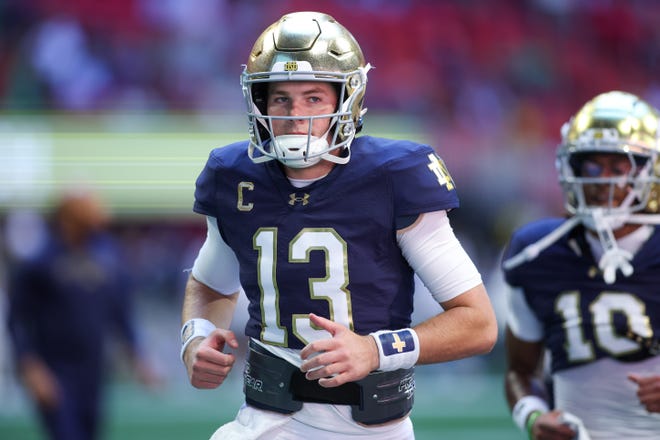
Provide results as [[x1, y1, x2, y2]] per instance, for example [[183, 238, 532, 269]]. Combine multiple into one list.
[[179, 11, 497, 440], [6, 190, 159, 440], [503, 91, 660, 439]]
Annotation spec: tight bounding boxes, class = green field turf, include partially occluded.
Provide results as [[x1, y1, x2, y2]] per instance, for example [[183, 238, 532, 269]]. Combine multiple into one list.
[[0, 371, 523, 439]]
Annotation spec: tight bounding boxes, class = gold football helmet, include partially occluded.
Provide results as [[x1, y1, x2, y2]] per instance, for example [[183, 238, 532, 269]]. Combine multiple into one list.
[[241, 11, 370, 168], [557, 90, 660, 216]]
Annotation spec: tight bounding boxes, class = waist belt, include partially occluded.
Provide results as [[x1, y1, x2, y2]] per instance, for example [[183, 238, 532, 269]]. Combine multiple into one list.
[[243, 340, 415, 425]]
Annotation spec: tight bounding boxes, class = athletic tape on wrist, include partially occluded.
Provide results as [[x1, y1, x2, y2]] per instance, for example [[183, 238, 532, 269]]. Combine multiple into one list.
[[526, 411, 543, 440], [512, 395, 549, 432], [369, 328, 420, 372], [180, 318, 216, 362]]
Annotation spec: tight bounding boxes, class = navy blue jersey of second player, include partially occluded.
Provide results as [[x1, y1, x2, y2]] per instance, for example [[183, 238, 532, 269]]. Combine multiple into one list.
[[503, 218, 660, 373], [194, 135, 458, 349]]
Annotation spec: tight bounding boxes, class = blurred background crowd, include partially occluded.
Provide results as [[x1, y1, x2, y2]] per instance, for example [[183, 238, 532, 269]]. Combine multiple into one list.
[[2, 0, 660, 438], [2, 0, 660, 257]]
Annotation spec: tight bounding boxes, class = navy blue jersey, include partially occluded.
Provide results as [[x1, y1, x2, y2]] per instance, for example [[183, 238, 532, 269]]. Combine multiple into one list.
[[7, 229, 139, 440], [7, 232, 137, 366], [194, 135, 458, 349], [503, 218, 660, 373]]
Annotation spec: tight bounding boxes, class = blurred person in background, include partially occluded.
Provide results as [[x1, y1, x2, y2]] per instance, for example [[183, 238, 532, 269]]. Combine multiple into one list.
[[5, 188, 159, 440], [502, 91, 660, 439], [180, 11, 497, 440]]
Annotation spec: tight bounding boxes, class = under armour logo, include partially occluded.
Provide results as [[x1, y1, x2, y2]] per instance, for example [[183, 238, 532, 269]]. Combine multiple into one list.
[[289, 193, 310, 206]]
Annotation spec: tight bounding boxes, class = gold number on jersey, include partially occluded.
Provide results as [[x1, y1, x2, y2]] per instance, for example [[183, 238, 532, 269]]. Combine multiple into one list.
[[557, 290, 651, 362], [253, 227, 353, 347]]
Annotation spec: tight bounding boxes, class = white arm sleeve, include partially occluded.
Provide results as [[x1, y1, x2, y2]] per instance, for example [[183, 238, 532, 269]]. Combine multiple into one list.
[[397, 210, 482, 304], [505, 285, 543, 342], [190, 216, 241, 295]]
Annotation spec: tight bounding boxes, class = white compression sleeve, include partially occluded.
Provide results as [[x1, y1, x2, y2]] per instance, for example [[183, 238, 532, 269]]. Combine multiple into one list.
[[505, 285, 543, 342], [397, 210, 482, 304], [190, 216, 241, 295]]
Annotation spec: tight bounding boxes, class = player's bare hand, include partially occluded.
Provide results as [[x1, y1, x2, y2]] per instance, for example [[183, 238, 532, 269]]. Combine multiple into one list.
[[529, 410, 577, 440], [628, 373, 660, 413], [20, 356, 61, 409], [185, 329, 239, 389], [299, 313, 379, 388]]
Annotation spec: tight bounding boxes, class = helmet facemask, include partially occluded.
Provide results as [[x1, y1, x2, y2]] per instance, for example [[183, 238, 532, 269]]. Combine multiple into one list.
[[242, 63, 370, 168], [240, 12, 370, 169], [558, 148, 658, 230]]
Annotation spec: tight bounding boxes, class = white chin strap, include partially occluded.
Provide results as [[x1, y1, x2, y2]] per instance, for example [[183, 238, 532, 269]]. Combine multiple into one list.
[[271, 134, 328, 168], [588, 208, 633, 284], [270, 124, 350, 169]]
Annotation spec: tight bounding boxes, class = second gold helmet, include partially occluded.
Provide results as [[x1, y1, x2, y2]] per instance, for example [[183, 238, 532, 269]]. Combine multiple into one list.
[[556, 90, 660, 214]]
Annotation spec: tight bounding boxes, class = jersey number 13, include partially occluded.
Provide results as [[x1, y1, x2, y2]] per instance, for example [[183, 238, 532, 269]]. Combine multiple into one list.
[[254, 227, 353, 347]]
